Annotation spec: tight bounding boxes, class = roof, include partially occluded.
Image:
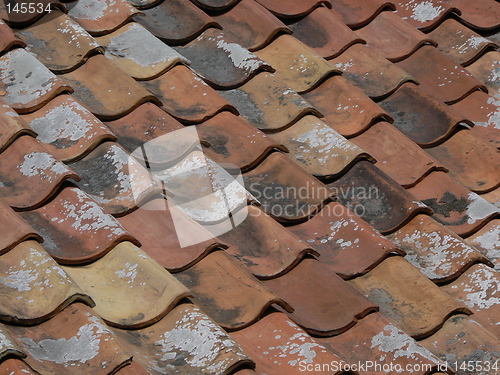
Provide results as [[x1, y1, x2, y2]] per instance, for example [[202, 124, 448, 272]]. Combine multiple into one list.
[[0, 0, 499, 374]]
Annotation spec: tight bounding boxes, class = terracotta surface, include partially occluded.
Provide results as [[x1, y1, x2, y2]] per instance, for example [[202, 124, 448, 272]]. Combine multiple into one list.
[[0, 20, 25, 53], [254, 34, 340, 93], [254, 0, 329, 18], [191, 0, 239, 10], [0, 135, 78, 210], [114, 362, 150, 375], [392, 0, 459, 31], [448, 0, 500, 30], [481, 186, 500, 208], [96, 22, 189, 80], [61, 54, 161, 120], [466, 220, 500, 271], [21, 94, 116, 162], [0, 359, 37, 375], [0, 99, 35, 153], [0, 325, 24, 361], [329, 44, 416, 100], [348, 256, 470, 338], [466, 51, 500, 99], [213, 0, 291, 51], [141, 64, 237, 124], [329, 0, 396, 27], [0, 1, 67, 26], [219, 72, 319, 131], [174, 251, 292, 329], [301, 75, 390, 137], [0, 201, 41, 255]]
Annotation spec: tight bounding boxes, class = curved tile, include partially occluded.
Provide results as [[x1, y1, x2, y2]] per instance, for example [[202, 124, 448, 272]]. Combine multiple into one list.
[[0, 327, 25, 361], [270, 115, 373, 180], [218, 72, 319, 131], [60, 54, 161, 120], [173, 29, 273, 89], [0, 99, 35, 153], [0, 1, 67, 26], [392, 0, 459, 30], [0, 20, 25, 53], [67, 0, 140, 36], [0, 359, 37, 375], [114, 362, 150, 375], [0, 240, 93, 324], [174, 250, 292, 329], [20, 94, 116, 162], [388, 214, 490, 282], [286, 6, 365, 60], [348, 256, 471, 338], [0, 201, 41, 255], [62, 241, 190, 328], [254, 34, 340, 93], [112, 303, 253, 375], [254, 0, 329, 18], [329, 0, 396, 27], [396, 45, 486, 104], [141, 64, 237, 124], [329, 44, 416, 100], [0, 49, 72, 113], [467, 220, 500, 271], [301, 75, 390, 137], [212, 0, 290, 51], [263, 258, 378, 336], [191, 0, 239, 10], [328, 161, 432, 234], [466, 51, 500, 99], [0, 135, 78, 210], [448, 0, 500, 30], [352, 121, 446, 187]]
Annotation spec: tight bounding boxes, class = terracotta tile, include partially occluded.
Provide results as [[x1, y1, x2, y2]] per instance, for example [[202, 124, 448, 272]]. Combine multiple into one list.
[[219, 72, 319, 131], [348, 256, 470, 338], [428, 18, 498, 66], [20, 94, 116, 162], [450, 91, 500, 149], [67, 0, 140, 36], [388, 214, 489, 282], [328, 161, 432, 234], [114, 362, 150, 375], [0, 1, 67, 26], [173, 29, 272, 89], [60, 54, 161, 120], [175, 250, 291, 329], [352, 121, 446, 187], [230, 312, 348, 375], [301, 75, 390, 137], [14, 11, 102, 73], [212, 0, 291, 51], [425, 129, 500, 193], [0, 135, 77, 210], [112, 303, 252, 375], [481, 187, 500, 208], [317, 312, 447, 374], [0, 359, 37, 375], [254, 0, 329, 18], [134, 0, 219, 45], [355, 11, 436, 62], [6, 303, 131, 375], [243, 152, 333, 223], [0, 240, 93, 324], [0, 49, 72, 113], [96, 23, 189, 81], [289, 202, 401, 278], [396, 45, 486, 104], [0, 20, 25, 53], [0, 99, 35, 153], [392, 0, 459, 30], [254, 34, 340, 93], [62, 241, 190, 328], [191, 0, 239, 10], [127, 0, 162, 8], [409, 172, 500, 236], [0, 326, 25, 360], [466, 51, 500, 99], [286, 6, 364, 60], [263, 258, 377, 335], [270, 115, 373, 180], [141, 64, 237, 124], [379, 83, 471, 146], [0, 201, 41, 255], [329, 44, 416, 100], [448, 0, 500, 30], [467, 220, 500, 270], [329, 0, 396, 27]]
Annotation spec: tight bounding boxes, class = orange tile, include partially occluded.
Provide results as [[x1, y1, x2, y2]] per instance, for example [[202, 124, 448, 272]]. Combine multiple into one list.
[[255, 0, 329, 18], [329, 0, 395, 27], [0, 99, 35, 153], [0, 20, 25, 53], [448, 0, 500, 30], [0, 201, 41, 255]]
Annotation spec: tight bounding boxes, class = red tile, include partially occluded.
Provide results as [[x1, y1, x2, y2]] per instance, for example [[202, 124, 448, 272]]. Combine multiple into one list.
[[466, 51, 500, 99], [329, 0, 396, 27], [0, 326, 25, 361], [0, 201, 40, 255], [0, 20, 25, 53], [0, 359, 37, 375], [392, 0, 459, 30], [0, 99, 35, 153], [255, 0, 330, 18], [191, 0, 239, 10], [466, 220, 500, 270], [448, 0, 500, 30]]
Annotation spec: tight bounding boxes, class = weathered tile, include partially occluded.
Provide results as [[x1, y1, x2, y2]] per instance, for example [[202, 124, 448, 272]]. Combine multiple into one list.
[[448, 0, 500, 30], [392, 0, 459, 30], [254, 35, 340, 93], [0, 359, 37, 375], [175, 250, 291, 329], [0, 201, 41, 255], [0, 326, 25, 361], [114, 362, 150, 375], [60, 54, 161, 120], [0, 98, 35, 153], [191, 0, 239, 10], [329, 44, 416, 100], [219, 72, 319, 131], [348, 256, 470, 338], [254, 0, 329, 18], [481, 187, 500, 208], [301, 75, 390, 137], [0, 240, 93, 324], [244, 152, 334, 223], [396, 45, 486, 104], [6, 303, 131, 375], [141, 64, 237, 124], [286, 6, 364, 60], [0, 135, 77, 210], [263, 258, 377, 336], [112, 303, 253, 375], [0, 1, 67, 26], [467, 220, 500, 271], [212, 0, 290, 51], [0, 20, 25, 53], [328, 161, 432, 234], [0, 49, 72, 113], [20, 94, 116, 162], [388, 214, 489, 282], [352, 121, 446, 187], [329, 0, 396, 27], [128, 0, 162, 8], [134, 0, 219, 44], [466, 51, 500, 99], [271, 115, 373, 180]]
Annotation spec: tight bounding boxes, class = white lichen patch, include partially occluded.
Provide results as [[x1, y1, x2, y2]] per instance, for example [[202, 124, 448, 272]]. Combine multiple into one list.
[[466, 193, 499, 225], [68, 0, 116, 20], [115, 262, 138, 284], [213, 35, 263, 72], [18, 152, 70, 182], [469, 225, 500, 268], [57, 16, 100, 49], [474, 96, 500, 129], [332, 59, 354, 71], [457, 35, 490, 54], [460, 265, 500, 310], [0, 330, 17, 351], [406, 1, 444, 22]]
